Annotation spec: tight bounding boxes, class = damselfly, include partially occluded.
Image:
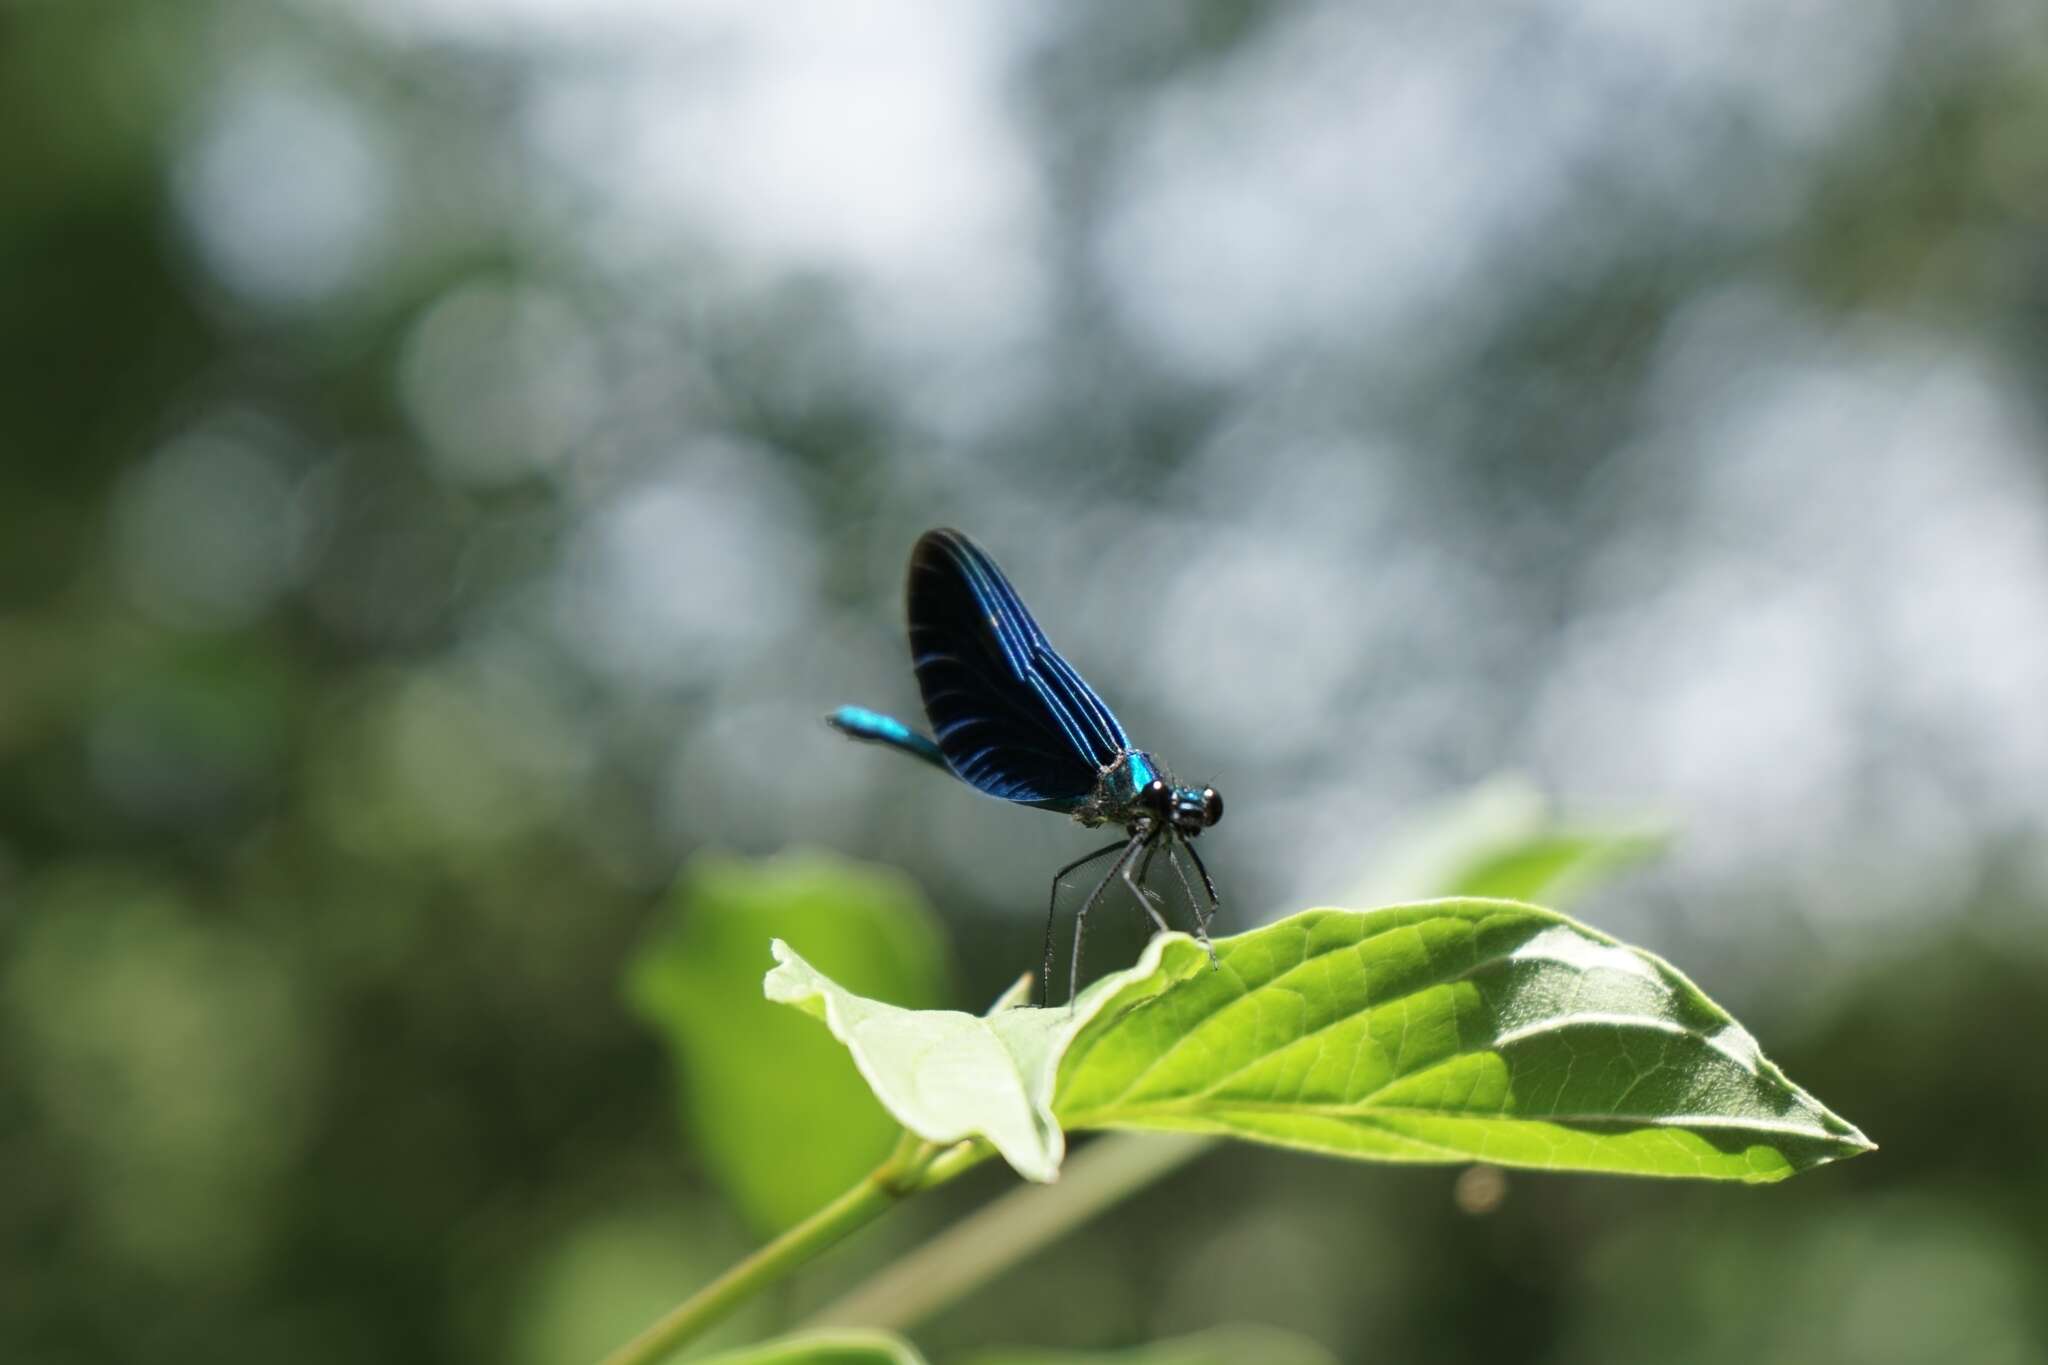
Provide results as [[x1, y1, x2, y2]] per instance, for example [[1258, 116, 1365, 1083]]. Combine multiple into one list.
[[830, 528, 1223, 1003]]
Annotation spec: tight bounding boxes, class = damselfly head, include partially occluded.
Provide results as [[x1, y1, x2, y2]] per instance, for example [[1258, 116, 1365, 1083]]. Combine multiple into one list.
[[1154, 781, 1223, 836]]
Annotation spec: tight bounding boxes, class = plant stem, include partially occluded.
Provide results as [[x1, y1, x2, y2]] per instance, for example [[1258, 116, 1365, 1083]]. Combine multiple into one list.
[[596, 1138, 967, 1365], [913, 1136, 997, 1189], [802, 1131, 1216, 1333]]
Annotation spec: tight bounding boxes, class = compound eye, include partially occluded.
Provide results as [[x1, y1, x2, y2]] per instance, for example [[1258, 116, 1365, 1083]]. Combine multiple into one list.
[[1201, 787, 1224, 826], [1142, 779, 1171, 815]]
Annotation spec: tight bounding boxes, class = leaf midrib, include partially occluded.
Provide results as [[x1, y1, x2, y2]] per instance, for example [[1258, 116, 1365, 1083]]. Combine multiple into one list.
[[1067, 1097, 1853, 1143], [1066, 907, 1558, 1112], [1074, 913, 1730, 1120]]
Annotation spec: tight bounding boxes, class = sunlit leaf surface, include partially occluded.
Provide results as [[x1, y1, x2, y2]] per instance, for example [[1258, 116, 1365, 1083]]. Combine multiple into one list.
[[763, 934, 1199, 1182], [1056, 902, 1873, 1182], [771, 900, 1871, 1184]]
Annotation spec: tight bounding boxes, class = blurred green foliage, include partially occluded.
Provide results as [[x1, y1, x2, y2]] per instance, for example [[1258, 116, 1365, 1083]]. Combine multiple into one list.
[[703, 1335, 931, 1365], [512, 1210, 741, 1365], [965, 1325, 1338, 1365], [1443, 830, 1669, 906], [696, 1323, 1340, 1365], [629, 853, 949, 1231]]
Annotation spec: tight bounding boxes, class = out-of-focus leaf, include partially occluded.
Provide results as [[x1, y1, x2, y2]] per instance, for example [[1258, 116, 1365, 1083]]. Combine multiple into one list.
[[1351, 776, 1668, 907], [1055, 902, 1873, 1182], [1445, 828, 1668, 903], [965, 1325, 1337, 1365], [508, 1205, 755, 1365], [763, 934, 1202, 1183], [697, 1330, 931, 1365], [628, 852, 948, 1231]]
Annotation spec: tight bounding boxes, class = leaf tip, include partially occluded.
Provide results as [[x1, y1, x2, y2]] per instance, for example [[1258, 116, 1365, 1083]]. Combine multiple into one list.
[[762, 938, 820, 1012]]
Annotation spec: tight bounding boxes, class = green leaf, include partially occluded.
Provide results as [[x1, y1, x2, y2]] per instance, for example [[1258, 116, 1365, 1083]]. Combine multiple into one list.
[[1055, 902, 1873, 1182], [696, 1330, 931, 1365], [763, 934, 1205, 1182], [628, 853, 949, 1230], [1444, 828, 1668, 904], [769, 899, 1871, 1183], [964, 1325, 1338, 1365], [1352, 776, 1668, 906]]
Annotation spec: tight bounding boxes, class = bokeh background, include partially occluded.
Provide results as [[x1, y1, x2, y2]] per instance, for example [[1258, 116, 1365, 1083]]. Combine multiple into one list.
[[8, 1, 2048, 1361]]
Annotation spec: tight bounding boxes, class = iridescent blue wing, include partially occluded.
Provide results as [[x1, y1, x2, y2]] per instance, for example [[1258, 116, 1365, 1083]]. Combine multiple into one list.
[[907, 528, 1131, 808]]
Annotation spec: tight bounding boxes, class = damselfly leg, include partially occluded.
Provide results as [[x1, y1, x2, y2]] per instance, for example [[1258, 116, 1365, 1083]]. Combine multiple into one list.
[[1166, 836, 1221, 968], [1124, 839, 1172, 937], [1067, 831, 1148, 1009], [1180, 837, 1221, 928], [1043, 838, 1127, 1004]]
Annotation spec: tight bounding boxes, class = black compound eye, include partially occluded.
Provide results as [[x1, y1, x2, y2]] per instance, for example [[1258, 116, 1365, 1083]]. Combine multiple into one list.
[[1201, 787, 1224, 826], [1142, 779, 1171, 815]]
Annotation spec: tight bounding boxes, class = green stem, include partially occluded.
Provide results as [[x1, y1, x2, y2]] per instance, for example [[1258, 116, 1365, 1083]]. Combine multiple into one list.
[[912, 1137, 997, 1189], [594, 1138, 985, 1365], [802, 1131, 1216, 1333]]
